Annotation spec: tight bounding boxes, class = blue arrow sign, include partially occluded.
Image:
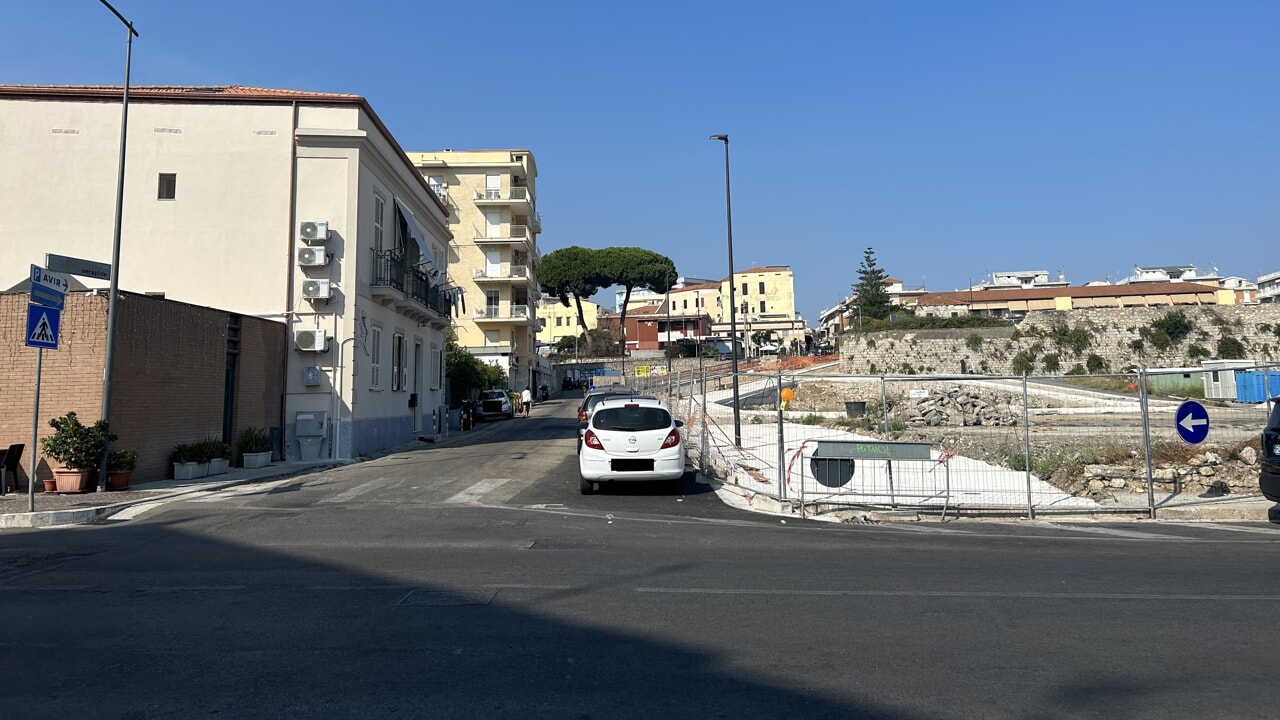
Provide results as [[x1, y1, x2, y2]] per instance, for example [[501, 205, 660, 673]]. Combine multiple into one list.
[[25, 304, 60, 349], [1175, 400, 1209, 444], [29, 283, 65, 309]]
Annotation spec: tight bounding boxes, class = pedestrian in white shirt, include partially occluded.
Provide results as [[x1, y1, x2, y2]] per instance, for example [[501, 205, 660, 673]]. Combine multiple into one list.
[[520, 386, 532, 418]]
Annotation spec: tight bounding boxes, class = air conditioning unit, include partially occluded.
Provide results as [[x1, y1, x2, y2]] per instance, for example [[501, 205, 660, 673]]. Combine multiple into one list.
[[294, 328, 328, 352], [297, 246, 328, 267], [302, 279, 332, 301], [299, 220, 330, 245]]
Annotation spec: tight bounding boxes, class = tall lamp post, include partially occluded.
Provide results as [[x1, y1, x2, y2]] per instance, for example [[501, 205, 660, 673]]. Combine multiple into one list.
[[664, 288, 672, 375], [96, 0, 138, 492], [710, 134, 740, 447]]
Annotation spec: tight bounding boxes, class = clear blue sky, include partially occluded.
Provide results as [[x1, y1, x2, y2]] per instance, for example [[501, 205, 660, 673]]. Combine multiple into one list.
[[7, 1, 1278, 323]]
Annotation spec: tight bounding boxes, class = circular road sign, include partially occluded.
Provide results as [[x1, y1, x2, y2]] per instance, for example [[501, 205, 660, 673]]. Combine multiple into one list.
[[1175, 400, 1210, 444]]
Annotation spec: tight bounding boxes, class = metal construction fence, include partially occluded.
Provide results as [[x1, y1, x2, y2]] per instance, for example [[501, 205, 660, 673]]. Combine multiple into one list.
[[629, 362, 1278, 518]]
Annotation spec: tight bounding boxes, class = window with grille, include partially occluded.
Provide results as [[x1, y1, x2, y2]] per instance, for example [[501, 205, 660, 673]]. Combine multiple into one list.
[[392, 333, 406, 391], [373, 195, 385, 255], [370, 326, 382, 389]]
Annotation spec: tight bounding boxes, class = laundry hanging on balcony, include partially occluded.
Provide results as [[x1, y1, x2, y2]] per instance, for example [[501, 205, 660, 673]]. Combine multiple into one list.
[[443, 286, 466, 316]]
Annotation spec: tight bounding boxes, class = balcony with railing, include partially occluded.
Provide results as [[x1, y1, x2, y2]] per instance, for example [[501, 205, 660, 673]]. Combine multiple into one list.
[[472, 265, 531, 282], [369, 249, 451, 326], [472, 303, 532, 325], [473, 185, 533, 214], [474, 224, 533, 253]]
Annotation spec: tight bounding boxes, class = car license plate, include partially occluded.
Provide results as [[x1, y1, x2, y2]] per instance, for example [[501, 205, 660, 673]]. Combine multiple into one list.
[[1273, 444, 1280, 456]]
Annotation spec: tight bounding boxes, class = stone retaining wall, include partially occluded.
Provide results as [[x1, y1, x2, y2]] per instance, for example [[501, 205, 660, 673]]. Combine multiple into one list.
[[840, 305, 1280, 376]]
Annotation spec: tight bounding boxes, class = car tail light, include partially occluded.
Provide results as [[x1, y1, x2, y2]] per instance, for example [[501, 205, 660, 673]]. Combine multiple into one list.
[[661, 429, 681, 449], [583, 430, 603, 450], [578, 408, 587, 422]]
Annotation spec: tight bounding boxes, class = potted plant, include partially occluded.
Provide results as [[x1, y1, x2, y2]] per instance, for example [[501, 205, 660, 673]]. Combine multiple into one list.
[[39, 411, 113, 494], [172, 442, 204, 480], [206, 437, 232, 475], [239, 426, 272, 469], [106, 449, 137, 491]]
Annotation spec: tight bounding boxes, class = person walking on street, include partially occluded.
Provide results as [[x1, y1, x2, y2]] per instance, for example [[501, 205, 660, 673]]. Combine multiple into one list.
[[520, 386, 532, 418]]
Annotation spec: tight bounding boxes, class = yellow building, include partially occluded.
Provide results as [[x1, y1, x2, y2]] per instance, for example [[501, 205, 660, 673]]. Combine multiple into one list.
[[538, 295, 602, 348], [712, 266, 807, 352], [407, 149, 543, 390]]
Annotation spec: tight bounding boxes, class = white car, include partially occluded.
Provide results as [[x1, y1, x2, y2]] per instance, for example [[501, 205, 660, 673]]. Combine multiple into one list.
[[578, 396, 685, 494]]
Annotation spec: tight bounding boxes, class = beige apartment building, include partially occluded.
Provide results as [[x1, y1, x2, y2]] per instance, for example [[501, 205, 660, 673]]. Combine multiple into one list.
[[714, 266, 808, 352], [0, 85, 453, 462], [537, 295, 602, 349], [407, 149, 543, 390]]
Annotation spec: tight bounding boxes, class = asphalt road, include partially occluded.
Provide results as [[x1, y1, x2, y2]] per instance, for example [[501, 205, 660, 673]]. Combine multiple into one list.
[[4, 396, 1280, 719]]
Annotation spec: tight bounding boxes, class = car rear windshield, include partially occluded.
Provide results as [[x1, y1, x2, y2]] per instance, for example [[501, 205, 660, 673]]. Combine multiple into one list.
[[1269, 401, 1280, 428], [593, 406, 672, 432], [586, 392, 631, 410]]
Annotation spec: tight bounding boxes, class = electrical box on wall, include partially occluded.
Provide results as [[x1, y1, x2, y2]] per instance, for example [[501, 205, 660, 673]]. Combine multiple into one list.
[[302, 366, 322, 386]]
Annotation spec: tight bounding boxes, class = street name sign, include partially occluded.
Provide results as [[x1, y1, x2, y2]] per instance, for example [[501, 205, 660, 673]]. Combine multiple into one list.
[[45, 253, 111, 281], [1175, 400, 1210, 444], [26, 305, 60, 350]]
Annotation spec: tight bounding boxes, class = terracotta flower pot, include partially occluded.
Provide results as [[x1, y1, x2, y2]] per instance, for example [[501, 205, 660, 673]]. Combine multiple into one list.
[[106, 470, 132, 491], [42, 478, 57, 493], [54, 468, 94, 494]]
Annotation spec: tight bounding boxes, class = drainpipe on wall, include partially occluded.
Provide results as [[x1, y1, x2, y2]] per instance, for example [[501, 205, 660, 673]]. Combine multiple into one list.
[[281, 100, 300, 460]]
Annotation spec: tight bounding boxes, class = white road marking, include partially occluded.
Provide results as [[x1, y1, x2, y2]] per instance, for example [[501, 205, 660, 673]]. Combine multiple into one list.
[[444, 477, 515, 505], [187, 477, 301, 503], [1161, 522, 1280, 536], [635, 587, 1280, 601], [322, 479, 391, 503], [1044, 523, 1189, 540]]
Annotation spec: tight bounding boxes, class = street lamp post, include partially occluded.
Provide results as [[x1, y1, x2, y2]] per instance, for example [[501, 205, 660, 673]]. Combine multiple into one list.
[[665, 289, 672, 375], [710, 134, 740, 447], [96, 0, 138, 492]]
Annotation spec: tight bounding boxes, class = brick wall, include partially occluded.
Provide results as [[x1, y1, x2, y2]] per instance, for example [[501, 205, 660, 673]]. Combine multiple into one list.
[[0, 292, 285, 485]]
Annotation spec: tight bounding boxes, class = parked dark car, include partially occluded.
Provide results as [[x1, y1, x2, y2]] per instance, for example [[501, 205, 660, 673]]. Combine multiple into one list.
[[1260, 399, 1280, 502], [476, 389, 515, 421]]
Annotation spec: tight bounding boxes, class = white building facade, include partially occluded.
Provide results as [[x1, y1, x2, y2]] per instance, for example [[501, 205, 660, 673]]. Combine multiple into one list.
[[0, 85, 452, 460]]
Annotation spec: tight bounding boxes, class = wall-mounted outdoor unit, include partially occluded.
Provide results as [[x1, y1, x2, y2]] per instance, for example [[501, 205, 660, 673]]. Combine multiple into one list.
[[297, 246, 329, 267], [294, 328, 329, 352], [302, 279, 332, 301], [299, 220, 330, 245]]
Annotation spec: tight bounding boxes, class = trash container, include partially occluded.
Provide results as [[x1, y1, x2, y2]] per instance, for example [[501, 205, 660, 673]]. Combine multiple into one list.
[[809, 440, 859, 488]]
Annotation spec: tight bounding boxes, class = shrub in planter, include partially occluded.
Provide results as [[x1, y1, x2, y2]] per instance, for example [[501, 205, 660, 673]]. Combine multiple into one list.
[[205, 436, 233, 475], [106, 449, 137, 491], [172, 442, 205, 480], [239, 426, 272, 468], [40, 412, 114, 493]]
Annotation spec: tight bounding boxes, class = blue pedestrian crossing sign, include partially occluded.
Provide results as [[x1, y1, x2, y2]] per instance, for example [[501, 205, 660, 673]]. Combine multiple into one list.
[[25, 305, 60, 349], [1175, 400, 1209, 444]]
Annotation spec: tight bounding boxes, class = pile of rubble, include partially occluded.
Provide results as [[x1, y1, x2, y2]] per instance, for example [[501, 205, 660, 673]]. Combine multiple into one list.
[[904, 387, 1023, 427]]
